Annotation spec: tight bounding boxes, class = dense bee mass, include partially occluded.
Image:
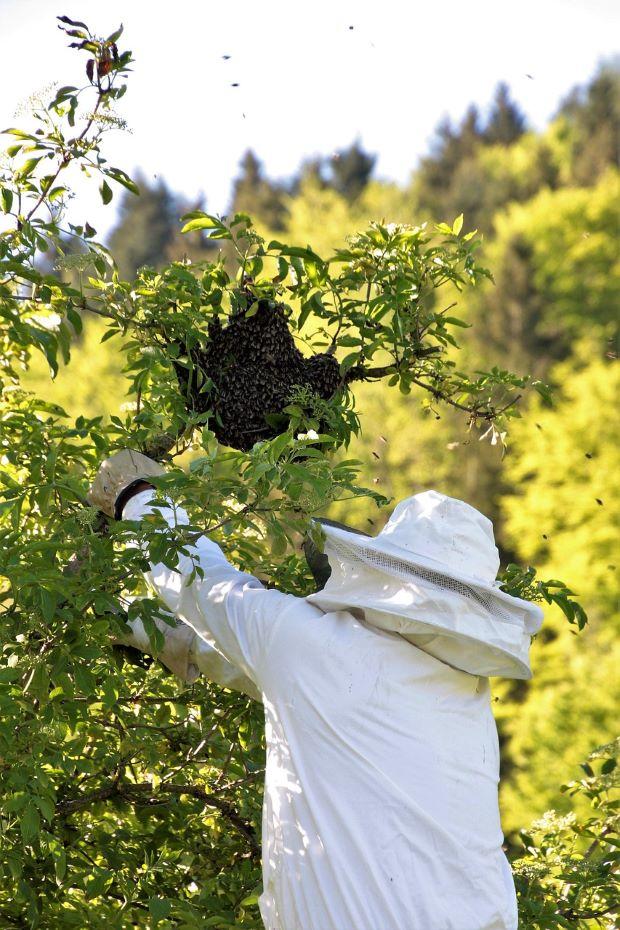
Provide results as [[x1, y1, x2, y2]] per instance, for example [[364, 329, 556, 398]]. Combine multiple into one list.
[[173, 300, 342, 450]]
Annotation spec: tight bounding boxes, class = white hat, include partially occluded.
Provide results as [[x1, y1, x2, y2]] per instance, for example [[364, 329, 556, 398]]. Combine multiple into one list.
[[306, 490, 544, 679]]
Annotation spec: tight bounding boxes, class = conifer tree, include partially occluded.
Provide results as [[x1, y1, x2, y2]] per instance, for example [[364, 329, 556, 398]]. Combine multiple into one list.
[[107, 171, 180, 279], [328, 140, 376, 200], [229, 149, 289, 230], [558, 62, 620, 184], [483, 82, 527, 146]]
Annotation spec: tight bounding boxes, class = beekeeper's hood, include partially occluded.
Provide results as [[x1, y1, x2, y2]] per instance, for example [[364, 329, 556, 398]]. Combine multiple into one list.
[[306, 490, 544, 679]]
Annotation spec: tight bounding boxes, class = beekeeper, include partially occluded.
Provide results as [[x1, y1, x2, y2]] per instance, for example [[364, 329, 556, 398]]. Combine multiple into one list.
[[89, 450, 544, 930]]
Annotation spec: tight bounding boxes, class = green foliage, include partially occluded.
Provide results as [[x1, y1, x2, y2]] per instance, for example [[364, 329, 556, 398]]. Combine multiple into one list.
[[21, 315, 131, 420], [513, 740, 619, 930], [502, 352, 620, 616], [107, 172, 218, 280], [497, 352, 620, 834], [556, 62, 620, 186], [413, 85, 528, 234], [325, 140, 377, 201], [482, 82, 527, 146], [468, 172, 620, 371], [0, 19, 616, 928]]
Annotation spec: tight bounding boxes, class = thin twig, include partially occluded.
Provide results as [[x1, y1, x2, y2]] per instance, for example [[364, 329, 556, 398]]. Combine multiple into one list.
[[57, 779, 260, 853]]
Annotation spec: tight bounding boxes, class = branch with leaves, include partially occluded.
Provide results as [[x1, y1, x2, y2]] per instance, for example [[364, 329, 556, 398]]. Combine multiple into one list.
[[513, 740, 619, 929]]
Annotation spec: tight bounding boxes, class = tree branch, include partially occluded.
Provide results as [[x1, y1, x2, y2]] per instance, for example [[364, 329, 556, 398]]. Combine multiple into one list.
[[25, 92, 104, 224], [345, 360, 520, 422], [57, 779, 260, 854]]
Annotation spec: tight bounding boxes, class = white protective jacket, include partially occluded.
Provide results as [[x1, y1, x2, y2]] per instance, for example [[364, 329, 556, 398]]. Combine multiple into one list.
[[123, 490, 519, 930]]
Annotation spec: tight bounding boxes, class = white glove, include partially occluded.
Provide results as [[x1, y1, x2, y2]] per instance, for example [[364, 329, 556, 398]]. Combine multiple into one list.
[[113, 611, 200, 683], [88, 449, 165, 518]]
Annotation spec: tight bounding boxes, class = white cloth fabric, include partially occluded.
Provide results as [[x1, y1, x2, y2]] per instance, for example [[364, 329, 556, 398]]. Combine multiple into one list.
[[307, 546, 538, 679], [115, 601, 261, 698], [123, 490, 519, 930], [307, 491, 544, 679]]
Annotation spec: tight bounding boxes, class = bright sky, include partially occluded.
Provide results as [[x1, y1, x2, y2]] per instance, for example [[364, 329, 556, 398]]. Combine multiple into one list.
[[1, 0, 618, 238]]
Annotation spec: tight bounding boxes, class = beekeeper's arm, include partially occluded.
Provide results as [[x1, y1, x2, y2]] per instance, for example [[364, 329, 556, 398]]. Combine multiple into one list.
[[112, 597, 261, 700], [88, 450, 296, 697]]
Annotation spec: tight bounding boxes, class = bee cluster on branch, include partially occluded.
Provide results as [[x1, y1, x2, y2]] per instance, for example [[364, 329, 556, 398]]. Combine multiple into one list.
[[172, 298, 342, 451]]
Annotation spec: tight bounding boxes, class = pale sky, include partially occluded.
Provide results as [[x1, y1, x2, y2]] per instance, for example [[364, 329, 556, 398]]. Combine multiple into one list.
[[1, 0, 618, 239]]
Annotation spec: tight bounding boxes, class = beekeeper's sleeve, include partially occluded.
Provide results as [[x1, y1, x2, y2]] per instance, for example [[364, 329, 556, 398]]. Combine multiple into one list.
[[114, 603, 262, 700], [122, 489, 297, 694]]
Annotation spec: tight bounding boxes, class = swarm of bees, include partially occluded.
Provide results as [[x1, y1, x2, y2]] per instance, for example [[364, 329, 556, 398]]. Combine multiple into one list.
[[172, 300, 341, 451]]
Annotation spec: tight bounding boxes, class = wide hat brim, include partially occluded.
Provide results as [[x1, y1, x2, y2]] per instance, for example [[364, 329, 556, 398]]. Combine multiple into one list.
[[316, 522, 544, 633], [306, 587, 534, 678]]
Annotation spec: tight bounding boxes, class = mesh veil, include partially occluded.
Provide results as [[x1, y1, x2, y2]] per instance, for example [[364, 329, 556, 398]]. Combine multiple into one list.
[[327, 538, 518, 625]]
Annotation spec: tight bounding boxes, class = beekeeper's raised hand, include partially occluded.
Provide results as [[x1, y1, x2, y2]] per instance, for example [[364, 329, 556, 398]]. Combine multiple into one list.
[[87, 449, 165, 518], [112, 607, 200, 683]]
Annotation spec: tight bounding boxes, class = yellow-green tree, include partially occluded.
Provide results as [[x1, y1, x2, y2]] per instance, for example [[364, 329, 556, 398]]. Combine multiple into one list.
[[498, 351, 620, 831], [463, 170, 620, 376]]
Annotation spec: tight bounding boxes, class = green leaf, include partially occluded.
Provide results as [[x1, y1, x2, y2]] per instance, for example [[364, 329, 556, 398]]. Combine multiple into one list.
[[34, 795, 55, 823], [0, 497, 19, 519], [16, 157, 43, 179], [40, 587, 58, 622], [240, 892, 260, 906], [107, 24, 124, 43], [273, 256, 289, 282], [452, 214, 464, 235], [24, 663, 50, 703], [5, 791, 28, 813], [269, 432, 292, 460], [339, 352, 359, 374], [66, 305, 83, 335], [1, 127, 35, 139], [442, 316, 470, 328], [100, 179, 113, 205], [57, 15, 89, 29], [271, 533, 288, 557], [48, 186, 69, 203], [52, 85, 78, 98], [533, 380, 554, 405], [67, 97, 77, 126], [297, 300, 313, 331], [209, 226, 232, 239], [20, 804, 40, 843], [180, 213, 225, 234], [148, 897, 172, 922], [105, 167, 140, 195], [0, 188, 13, 213], [52, 844, 67, 882]]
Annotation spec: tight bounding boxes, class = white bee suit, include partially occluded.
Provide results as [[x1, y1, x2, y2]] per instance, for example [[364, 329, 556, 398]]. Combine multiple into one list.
[[114, 600, 261, 699], [122, 489, 537, 930]]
